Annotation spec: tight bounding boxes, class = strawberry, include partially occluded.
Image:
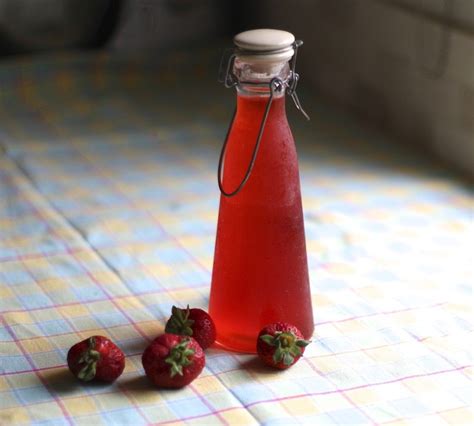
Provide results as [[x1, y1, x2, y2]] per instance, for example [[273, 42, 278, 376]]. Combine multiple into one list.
[[142, 333, 205, 388], [67, 336, 125, 382], [164, 305, 216, 350], [257, 322, 310, 369]]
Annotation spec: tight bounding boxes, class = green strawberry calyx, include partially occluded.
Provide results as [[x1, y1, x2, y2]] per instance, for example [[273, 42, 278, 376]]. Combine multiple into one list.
[[260, 331, 310, 366], [77, 336, 101, 381], [165, 305, 195, 337], [165, 338, 195, 377]]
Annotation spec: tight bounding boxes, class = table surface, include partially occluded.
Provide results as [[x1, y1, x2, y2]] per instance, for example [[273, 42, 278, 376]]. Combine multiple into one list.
[[0, 50, 472, 425]]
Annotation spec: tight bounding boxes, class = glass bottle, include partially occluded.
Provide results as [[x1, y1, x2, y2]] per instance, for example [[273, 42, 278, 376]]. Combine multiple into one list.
[[209, 29, 314, 353]]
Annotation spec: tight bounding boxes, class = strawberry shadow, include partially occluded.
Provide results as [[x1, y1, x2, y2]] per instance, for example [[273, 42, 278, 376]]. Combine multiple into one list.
[[119, 374, 184, 396], [42, 368, 81, 394], [43, 367, 116, 395], [120, 374, 150, 392], [239, 356, 285, 375]]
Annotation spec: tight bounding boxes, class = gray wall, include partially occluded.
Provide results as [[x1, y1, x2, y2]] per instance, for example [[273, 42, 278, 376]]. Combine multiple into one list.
[[22, 0, 468, 174], [253, 0, 474, 175], [110, 0, 226, 51]]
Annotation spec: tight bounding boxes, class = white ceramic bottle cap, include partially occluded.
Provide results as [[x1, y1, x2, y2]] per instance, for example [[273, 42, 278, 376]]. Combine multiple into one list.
[[233, 29, 295, 63]]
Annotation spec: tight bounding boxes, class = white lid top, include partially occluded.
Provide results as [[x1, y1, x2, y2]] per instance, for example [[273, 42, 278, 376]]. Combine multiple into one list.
[[233, 29, 295, 63]]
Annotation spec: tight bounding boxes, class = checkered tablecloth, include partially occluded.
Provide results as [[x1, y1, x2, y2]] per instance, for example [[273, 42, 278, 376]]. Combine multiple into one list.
[[0, 49, 472, 425]]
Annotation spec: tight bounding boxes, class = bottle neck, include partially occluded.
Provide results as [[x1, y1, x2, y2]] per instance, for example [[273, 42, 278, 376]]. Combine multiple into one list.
[[233, 57, 290, 97]]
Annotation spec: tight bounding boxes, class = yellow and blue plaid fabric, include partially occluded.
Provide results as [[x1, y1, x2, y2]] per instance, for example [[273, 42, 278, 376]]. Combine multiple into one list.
[[0, 50, 472, 425]]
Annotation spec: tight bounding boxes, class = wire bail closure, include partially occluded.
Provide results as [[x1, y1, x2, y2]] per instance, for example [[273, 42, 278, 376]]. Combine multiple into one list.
[[217, 41, 309, 198]]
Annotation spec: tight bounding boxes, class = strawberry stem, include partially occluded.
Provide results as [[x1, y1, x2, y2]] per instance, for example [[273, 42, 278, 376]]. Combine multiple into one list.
[[165, 305, 195, 337], [165, 339, 195, 378], [77, 337, 101, 381], [260, 331, 310, 366]]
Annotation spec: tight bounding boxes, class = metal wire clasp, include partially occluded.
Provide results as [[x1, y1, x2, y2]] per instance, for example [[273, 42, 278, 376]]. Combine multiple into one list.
[[287, 40, 310, 120], [217, 41, 309, 197], [217, 78, 284, 197]]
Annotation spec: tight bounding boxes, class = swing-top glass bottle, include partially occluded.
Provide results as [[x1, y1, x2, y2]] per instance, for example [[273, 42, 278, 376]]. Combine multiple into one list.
[[209, 29, 314, 353]]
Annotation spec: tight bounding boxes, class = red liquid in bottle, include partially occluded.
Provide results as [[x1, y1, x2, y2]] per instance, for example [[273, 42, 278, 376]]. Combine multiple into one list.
[[209, 93, 314, 353]]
